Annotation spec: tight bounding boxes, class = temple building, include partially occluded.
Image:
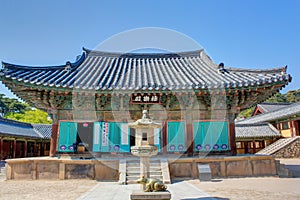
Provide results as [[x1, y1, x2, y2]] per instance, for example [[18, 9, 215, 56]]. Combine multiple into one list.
[[0, 48, 291, 157]]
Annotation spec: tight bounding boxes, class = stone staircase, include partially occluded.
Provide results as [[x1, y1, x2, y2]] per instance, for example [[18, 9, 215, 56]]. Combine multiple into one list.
[[119, 159, 171, 185], [277, 159, 300, 178], [275, 160, 294, 178], [256, 136, 300, 155]]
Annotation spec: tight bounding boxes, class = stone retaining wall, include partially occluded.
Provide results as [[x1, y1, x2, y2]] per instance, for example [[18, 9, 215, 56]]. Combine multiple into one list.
[[5, 155, 277, 180], [273, 138, 300, 158], [5, 158, 119, 180], [169, 155, 277, 179]]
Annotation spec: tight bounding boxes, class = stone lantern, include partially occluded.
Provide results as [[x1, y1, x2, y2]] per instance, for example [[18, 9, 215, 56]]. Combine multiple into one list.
[[129, 110, 161, 179]]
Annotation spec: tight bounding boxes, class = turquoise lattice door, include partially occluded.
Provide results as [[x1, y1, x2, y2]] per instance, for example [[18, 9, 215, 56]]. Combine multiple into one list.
[[193, 121, 229, 151], [154, 128, 161, 152], [58, 122, 77, 152], [93, 122, 130, 152], [167, 121, 186, 152]]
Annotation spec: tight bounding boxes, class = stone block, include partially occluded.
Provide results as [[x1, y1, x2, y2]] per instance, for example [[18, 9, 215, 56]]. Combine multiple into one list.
[[252, 159, 275, 176], [65, 164, 94, 179], [130, 191, 171, 200], [12, 162, 33, 179], [37, 162, 59, 179], [226, 160, 253, 177], [169, 163, 192, 178], [95, 161, 119, 181], [198, 164, 212, 181]]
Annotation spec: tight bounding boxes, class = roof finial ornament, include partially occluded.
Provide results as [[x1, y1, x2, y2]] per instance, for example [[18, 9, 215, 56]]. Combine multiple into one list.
[[218, 62, 225, 74], [281, 65, 287, 75], [64, 61, 72, 72]]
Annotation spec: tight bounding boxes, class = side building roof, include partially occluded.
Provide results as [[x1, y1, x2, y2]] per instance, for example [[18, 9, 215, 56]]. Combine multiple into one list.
[[235, 122, 281, 139], [239, 102, 300, 124], [0, 48, 291, 92], [0, 117, 51, 139], [252, 102, 292, 116]]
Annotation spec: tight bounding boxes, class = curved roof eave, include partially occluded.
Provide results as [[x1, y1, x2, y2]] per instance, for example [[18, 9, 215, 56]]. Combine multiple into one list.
[[1, 51, 86, 70]]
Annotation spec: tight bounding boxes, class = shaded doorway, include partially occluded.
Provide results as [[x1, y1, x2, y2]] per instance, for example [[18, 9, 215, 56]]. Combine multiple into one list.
[[130, 128, 136, 147], [77, 122, 93, 152]]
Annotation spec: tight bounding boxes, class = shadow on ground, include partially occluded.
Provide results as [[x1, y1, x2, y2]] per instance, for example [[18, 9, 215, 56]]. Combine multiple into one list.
[[182, 198, 229, 200]]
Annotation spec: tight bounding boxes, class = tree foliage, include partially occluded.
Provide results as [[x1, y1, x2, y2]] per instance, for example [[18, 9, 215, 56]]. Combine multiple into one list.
[[5, 109, 52, 124], [0, 93, 52, 124]]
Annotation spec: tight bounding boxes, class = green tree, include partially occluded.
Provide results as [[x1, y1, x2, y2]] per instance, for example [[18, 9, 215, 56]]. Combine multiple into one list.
[[266, 92, 286, 103], [238, 107, 254, 118], [286, 90, 300, 103], [0, 94, 8, 116], [5, 109, 52, 124]]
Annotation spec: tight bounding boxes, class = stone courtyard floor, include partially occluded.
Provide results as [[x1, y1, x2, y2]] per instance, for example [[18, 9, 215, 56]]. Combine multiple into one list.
[[0, 177, 300, 200], [0, 158, 300, 199]]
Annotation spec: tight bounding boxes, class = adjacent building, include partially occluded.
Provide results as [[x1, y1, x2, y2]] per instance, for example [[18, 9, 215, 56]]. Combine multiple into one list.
[[236, 102, 300, 154], [0, 117, 51, 159]]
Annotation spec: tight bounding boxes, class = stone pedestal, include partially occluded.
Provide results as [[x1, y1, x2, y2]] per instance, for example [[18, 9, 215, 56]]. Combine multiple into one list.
[[130, 191, 171, 200], [198, 164, 212, 181]]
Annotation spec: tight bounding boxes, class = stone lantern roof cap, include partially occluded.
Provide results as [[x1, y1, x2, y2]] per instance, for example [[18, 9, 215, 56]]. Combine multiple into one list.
[[128, 110, 161, 128]]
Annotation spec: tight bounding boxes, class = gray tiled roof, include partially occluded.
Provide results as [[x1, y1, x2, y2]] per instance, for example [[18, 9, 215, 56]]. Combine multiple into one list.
[[0, 117, 41, 138], [240, 102, 300, 124], [0, 48, 291, 91], [235, 122, 281, 139], [32, 124, 52, 139], [257, 102, 291, 113]]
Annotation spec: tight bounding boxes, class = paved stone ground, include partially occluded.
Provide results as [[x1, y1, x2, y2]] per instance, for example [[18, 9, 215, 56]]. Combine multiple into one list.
[[77, 181, 219, 200]]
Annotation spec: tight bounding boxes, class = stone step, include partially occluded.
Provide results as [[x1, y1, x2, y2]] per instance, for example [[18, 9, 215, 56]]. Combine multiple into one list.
[[127, 166, 161, 170], [126, 163, 161, 167], [127, 171, 162, 176]]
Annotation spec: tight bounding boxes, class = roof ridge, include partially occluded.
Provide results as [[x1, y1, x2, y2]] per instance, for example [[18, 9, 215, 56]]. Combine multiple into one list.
[[259, 102, 292, 105], [227, 65, 287, 74], [83, 47, 204, 58], [0, 117, 32, 127]]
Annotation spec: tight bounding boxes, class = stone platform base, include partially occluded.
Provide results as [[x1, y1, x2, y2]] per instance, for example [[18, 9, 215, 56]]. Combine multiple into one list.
[[130, 191, 171, 200]]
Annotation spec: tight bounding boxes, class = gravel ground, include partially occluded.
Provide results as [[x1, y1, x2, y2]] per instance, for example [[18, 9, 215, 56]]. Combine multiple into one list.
[[188, 177, 300, 200], [0, 179, 97, 200]]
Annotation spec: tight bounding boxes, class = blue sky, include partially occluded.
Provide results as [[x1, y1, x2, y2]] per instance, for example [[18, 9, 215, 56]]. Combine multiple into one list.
[[0, 0, 299, 98]]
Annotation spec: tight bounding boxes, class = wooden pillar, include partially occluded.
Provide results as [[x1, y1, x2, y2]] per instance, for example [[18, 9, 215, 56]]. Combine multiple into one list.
[[228, 122, 237, 156], [41, 143, 45, 156], [162, 120, 168, 154], [295, 120, 299, 136], [227, 112, 237, 155], [33, 142, 37, 157], [186, 111, 193, 156], [50, 123, 59, 157], [252, 140, 256, 154], [245, 142, 249, 154], [23, 140, 27, 158], [13, 139, 17, 158], [290, 120, 298, 137], [289, 121, 294, 137]]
